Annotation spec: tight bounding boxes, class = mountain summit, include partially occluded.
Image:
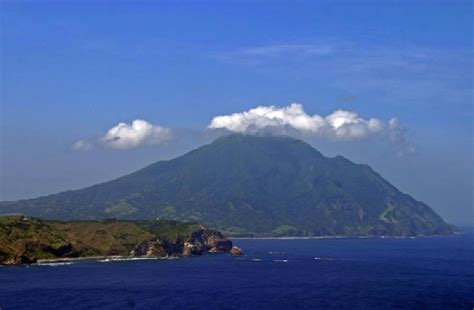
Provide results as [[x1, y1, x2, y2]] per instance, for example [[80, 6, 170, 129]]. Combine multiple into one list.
[[0, 134, 454, 236]]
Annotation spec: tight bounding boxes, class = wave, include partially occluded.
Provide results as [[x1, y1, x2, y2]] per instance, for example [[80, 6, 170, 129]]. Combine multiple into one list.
[[36, 262, 74, 266], [314, 257, 333, 261], [98, 257, 160, 263]]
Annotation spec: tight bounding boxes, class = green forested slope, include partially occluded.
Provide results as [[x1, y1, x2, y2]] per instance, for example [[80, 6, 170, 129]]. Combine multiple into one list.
[[0, 135, 454, 236]]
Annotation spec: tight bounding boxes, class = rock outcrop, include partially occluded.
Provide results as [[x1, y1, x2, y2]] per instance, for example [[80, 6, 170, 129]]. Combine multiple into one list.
[[230, 246, 243, 256], [133, 225, 233, 258], [188, 225, 233, 254], [130, 240, 167, 257]]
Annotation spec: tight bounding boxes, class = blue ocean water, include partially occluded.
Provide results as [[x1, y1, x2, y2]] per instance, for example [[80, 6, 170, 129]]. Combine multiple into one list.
[[1, 233, 473, 310]]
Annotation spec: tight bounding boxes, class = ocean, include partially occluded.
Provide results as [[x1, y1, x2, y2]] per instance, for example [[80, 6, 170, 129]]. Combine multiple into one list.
[[1, 233, 473, 309]]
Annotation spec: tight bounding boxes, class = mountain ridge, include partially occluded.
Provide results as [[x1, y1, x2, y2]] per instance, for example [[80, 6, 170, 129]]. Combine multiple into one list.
[[0, 134, 455, 237]]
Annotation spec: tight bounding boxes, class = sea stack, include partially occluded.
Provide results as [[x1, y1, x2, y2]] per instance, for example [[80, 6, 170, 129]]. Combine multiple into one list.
[[230, 246, 243, 256]]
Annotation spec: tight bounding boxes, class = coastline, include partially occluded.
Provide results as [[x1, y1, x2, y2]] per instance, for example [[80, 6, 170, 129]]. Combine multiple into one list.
[[230, 236, 352, 240], [36, 256, 126, 264], [0, 216, 234, 266], [4, 234, 461, 266], [35, 255, 181, 265], [230, 233, 460, 240]]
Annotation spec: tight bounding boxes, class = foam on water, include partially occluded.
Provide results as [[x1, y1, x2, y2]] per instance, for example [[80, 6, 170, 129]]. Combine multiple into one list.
[[36, 262, 74, 267], [314, 257, 333, 260], [98, 257, 159, 263]]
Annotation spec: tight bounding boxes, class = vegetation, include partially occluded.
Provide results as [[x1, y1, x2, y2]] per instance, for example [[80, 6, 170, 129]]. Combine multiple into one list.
[[0, 134, 455, 237], [0, 215, 230, 265]]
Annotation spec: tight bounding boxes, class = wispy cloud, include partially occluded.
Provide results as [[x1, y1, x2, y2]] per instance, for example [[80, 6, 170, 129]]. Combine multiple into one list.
[[215, 41, 473, 109], [216, 41, 468, 69], [237, 43, 334, 57], [215, 42, 337, 64], [71, 140, 92, 151]]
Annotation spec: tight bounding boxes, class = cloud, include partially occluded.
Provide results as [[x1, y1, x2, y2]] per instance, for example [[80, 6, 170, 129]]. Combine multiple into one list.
[[215, 42, 472, 112], [387, 118, 416, 157], [71, 107, 414, 155], [72, 119, 172, 151], [208, 103, 412, 148], [71, 140, 92, 151], [237, 43, 334, 57], [215, 42, 336, 65], [101, 120, 171, 149]]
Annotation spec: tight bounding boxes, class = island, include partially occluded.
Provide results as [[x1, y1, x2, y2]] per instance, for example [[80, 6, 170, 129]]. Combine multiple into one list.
[[0, 135, 455, 237], [0, 215, 235, 265]]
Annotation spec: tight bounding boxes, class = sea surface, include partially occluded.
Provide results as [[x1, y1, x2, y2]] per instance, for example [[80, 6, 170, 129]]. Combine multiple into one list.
[[1, 233, 473, 310]]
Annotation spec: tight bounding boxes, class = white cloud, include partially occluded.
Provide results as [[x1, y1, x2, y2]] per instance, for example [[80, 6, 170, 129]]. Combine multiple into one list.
[[71, 119, 171, 151], [71, 106, 414, 155], [101, 119, 171, 149], [208, 103, 393, 141]]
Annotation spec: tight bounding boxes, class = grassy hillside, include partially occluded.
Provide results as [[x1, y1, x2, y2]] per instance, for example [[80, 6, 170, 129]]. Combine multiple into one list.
[[0, 215, 232, 265]]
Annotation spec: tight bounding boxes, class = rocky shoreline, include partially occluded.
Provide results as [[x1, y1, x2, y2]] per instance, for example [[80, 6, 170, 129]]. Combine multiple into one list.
[[0, 216, 241, 265]]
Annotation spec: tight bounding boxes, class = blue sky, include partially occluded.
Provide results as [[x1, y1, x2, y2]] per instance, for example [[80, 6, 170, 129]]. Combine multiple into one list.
[[1, 1, 473, 225]]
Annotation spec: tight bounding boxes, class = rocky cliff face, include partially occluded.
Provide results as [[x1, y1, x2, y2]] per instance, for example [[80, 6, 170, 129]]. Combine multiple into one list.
[[130, 225, 232, 258], [0, 216, 234, 265]]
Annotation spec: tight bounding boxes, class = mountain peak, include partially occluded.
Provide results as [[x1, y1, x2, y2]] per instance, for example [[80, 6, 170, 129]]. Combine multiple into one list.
[[203, 133, 324, 160], [214, 133, 315, 147]]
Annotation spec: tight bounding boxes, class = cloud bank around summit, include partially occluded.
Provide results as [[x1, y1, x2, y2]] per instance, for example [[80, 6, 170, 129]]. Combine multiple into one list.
[[208, 103, 402, 142]]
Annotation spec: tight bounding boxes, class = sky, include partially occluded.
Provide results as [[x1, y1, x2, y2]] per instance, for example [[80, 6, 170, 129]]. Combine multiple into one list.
[[1, 1, 473, 225]]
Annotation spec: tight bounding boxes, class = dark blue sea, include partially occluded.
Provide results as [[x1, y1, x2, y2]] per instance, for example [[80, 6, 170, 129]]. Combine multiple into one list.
[[1, 233, 473, 310]]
